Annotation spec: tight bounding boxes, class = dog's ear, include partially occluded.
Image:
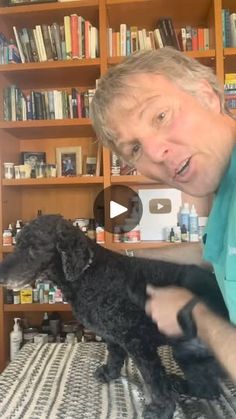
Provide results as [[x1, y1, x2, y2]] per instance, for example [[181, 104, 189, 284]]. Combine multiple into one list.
[[56, 218, 91, 282]]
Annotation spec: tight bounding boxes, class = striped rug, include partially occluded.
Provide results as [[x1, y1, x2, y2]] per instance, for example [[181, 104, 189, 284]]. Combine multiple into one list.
[[0, 342, 235, 418]]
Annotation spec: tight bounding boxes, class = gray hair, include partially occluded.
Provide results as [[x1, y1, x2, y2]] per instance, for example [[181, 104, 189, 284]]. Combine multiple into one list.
[[90, 47, 229, 149]]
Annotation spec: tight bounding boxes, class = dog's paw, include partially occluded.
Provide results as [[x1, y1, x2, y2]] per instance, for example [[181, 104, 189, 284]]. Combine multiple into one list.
[[94, 365, 120, 383], [185, 379, 221, 399], [169, 374, 188, 395], [143, 401, 175, 419]]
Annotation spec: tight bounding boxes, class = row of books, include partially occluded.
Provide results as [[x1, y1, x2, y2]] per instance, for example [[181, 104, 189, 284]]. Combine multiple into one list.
[[3, 85, 96, 121], [107, 21, 210, 57], [222, 10, 236, 48], [225, 73, 236, 109], [0, 34, 21, 64], [11, 14, 99, 64]]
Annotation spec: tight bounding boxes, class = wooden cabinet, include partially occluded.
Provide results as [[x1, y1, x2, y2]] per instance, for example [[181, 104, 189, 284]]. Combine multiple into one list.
[[0, 0, 229, 371]]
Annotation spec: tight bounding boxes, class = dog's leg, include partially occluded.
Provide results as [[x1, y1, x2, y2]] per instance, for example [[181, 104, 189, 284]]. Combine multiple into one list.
[[95, 342, 126, 383], [125, 338, 177, 419], [172, 339, 225, 399]]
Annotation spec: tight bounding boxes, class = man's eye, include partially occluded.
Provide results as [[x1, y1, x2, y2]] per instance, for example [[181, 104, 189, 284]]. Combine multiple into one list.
[[132, 144, 141, 156], [157, 111, 166, 121]]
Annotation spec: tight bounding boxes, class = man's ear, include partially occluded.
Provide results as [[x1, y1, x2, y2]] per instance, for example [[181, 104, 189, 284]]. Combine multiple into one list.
[[198, 79, 221, 113]]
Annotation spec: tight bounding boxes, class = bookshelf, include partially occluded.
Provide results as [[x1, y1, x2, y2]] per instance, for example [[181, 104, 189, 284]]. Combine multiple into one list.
[[0, 0, 231, 371]]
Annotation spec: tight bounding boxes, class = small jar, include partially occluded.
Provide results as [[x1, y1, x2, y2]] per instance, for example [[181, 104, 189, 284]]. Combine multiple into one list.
[[3, 162, 14, 179], [13, 289, 20, 304], [113, 226, 121, 243], [3, 229, 12, 246], [33, 288, 39, 303], [96, 226, 105, 243]]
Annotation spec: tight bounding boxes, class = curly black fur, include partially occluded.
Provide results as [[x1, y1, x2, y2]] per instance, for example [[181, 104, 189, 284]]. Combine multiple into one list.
[[0, 215, 229, 419]]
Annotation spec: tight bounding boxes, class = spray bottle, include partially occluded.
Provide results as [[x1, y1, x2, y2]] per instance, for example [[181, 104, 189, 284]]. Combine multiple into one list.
[[180, 203, 190, 231], [10, 317, 23, 361], [189, 204, 199, 242]]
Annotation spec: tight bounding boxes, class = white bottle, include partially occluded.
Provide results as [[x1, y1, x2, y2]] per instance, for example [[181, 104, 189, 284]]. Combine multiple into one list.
[[180, 203, 190, 231], [189, 204, 199, 242], [10, 317, 23, 361]]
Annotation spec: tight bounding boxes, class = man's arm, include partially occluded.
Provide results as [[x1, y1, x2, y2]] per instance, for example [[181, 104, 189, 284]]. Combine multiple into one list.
[[193, 302, 236, 381], [145, 286, 236, 382], [128, 242, 212, 270]]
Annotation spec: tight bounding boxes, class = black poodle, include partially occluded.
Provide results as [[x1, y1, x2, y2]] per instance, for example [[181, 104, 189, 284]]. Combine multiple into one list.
[[0, 214, 229, 419]]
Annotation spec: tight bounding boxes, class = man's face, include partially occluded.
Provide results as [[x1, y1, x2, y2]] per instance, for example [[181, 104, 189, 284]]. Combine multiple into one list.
[[109, 74, 235, 196]]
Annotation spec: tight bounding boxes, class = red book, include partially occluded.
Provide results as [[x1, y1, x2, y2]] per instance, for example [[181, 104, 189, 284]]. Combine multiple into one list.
[[71, 14, 79, 59]]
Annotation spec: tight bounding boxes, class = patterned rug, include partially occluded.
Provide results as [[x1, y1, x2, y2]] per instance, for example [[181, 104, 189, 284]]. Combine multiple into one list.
[[0, 342, 236, 418]]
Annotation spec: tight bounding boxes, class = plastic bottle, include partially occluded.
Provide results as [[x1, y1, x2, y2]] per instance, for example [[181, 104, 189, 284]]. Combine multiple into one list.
[[189, 204, 199, 242], [10, 318, 23, 361], [169, 227, 175, 243], [41, 312, 50, 334], [180, 203, 190, 231], [181, 224, 188, 242], [174, 224, 181, 242]]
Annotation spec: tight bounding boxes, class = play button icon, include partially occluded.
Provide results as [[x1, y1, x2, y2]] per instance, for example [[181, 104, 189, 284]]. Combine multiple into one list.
[[93, 185, 143, 234], [110, 201, 128, 219]]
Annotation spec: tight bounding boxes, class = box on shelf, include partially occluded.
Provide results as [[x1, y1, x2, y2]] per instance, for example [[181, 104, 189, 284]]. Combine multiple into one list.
[[138, 188, 182, 241]]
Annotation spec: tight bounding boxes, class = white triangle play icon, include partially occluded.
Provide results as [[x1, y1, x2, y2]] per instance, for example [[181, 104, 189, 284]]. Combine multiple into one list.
[[110, 200, 128, 219]]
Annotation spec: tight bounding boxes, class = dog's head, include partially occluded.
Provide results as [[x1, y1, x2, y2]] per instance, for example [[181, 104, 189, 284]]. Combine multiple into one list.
[[0, 214, 93, 289]]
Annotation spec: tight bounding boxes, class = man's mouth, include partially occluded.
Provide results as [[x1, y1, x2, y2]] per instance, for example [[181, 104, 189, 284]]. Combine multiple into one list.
[[175, 157, 191, 177]]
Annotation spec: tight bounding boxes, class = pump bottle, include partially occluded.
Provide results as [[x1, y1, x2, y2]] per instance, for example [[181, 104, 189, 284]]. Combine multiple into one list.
[[10, 317, 23, 361]]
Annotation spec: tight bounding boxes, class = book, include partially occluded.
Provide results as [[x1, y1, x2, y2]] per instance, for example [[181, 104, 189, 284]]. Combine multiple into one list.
[[35, 25, 47, 61], [64, 15, 72, 60], [95, 143, 102, 176], [27, 28, 39, 62], [41, 24, 54, 61], [71, 14, 79, 59], [13, 26, 25, 63]]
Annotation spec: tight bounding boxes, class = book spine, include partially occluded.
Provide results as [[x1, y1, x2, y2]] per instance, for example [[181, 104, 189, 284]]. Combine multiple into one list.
[[71, 14, 79, 59], [35, 25, 47, 61], [13, 26, 25, 63], [64, 15, 72, 59], [27, 28, 39, 62], [41, 24, 54, 61]]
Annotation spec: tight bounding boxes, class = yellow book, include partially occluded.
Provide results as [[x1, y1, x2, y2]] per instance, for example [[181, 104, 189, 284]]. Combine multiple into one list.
[[64, 15, 72, 60]]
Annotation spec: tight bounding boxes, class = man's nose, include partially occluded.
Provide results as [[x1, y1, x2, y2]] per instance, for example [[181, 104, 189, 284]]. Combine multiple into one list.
[[143, 138, 170, 163]]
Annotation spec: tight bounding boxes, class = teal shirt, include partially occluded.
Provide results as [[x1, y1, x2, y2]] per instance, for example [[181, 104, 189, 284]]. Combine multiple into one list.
[[203, 148, 236, 324]]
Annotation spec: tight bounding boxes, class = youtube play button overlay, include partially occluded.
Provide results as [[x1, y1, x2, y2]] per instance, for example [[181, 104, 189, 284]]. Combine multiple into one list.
[[93, 185, 143, 234], [110, 201, 128, 219]]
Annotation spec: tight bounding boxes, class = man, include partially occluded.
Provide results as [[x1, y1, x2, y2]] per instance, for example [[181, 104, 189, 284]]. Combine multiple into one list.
[[90, 47, 236, 381]]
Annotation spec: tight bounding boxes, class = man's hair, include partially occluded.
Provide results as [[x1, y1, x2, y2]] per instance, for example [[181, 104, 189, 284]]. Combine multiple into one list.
[[90, 47, 230, 150]]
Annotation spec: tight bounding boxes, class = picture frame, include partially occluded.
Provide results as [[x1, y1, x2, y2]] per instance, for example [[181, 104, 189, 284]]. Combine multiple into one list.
[[56, 146, 82, 177], [21, 151, 46, 178]]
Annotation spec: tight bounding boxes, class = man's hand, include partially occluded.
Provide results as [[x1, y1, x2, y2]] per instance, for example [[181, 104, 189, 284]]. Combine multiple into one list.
[[145, 286, 195, 336]]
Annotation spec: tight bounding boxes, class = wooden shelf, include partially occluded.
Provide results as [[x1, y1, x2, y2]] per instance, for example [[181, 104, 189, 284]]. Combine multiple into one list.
[[224, 48, 236, 56], [0, 59, 101, 89], [1, 246, 14, 253], [1, 240, 179, 253], [106, 0, 213, 32], [2, 176, 104, 187], [108, 50, 215, 66], [4, 303, 72, 312], [0, 0, 98, 16], [0, 118, 95, 139], [0, 1, 99, 31], [107, 241, 180, 250], [111, 175, 160, 184]]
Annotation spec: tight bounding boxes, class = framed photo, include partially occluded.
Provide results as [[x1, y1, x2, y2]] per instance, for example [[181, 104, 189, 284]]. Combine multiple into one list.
[[56, 146, 82, 177], [21, 151, 46, 178]]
